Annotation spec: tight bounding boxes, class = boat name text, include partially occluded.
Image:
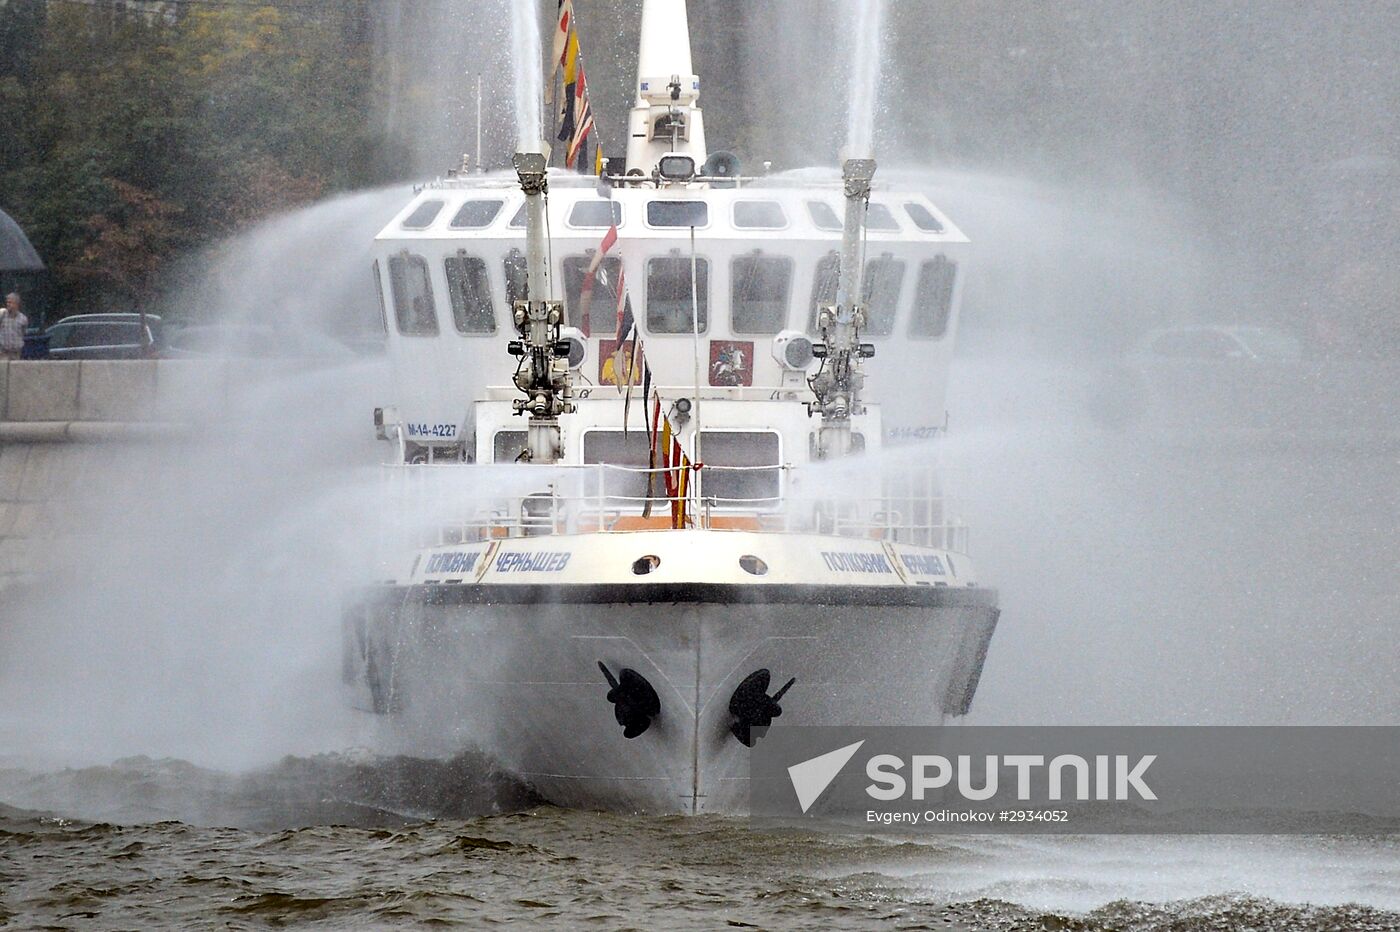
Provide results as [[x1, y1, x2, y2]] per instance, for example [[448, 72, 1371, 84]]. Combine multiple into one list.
[[900, 554, 947, 576], [821, 551, 893, 574], [425, 551, 479, 574], [496, 551, 572, 573]]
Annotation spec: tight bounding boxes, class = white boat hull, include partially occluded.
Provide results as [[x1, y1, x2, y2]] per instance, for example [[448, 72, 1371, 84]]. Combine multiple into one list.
[[344, 542, 998, 814]]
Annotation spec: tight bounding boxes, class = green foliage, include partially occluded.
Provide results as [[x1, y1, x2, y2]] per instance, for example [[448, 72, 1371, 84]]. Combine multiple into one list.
[[0, 0, 385, 317]]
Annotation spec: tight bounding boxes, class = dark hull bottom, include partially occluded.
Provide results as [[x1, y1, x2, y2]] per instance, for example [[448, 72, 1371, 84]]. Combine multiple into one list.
[[344, 584, 999, 814]]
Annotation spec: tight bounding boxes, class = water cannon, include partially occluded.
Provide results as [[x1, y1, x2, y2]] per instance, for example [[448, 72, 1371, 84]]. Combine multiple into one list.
[[807, 157, 879, 458], [510, 149, 572, 463], [841, 157, 877, 198], [512, 150, 548, 197]]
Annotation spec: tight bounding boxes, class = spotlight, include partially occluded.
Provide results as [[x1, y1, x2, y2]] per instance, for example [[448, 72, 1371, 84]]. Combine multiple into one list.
[[772, 329, 816, 370]]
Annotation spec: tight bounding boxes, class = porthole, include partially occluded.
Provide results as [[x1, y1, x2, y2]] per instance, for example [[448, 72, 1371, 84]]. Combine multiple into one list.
[[633, 555, 661, 575], [739, 555, 768, 576]]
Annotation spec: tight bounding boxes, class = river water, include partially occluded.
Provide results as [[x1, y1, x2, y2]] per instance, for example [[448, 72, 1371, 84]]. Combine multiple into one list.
[[3, 752, 1399, 930], [3, 358, 1398, 929]]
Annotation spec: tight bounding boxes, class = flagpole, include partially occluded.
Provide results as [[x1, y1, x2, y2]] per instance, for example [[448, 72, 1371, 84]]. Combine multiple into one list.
[[689, 224, 702, 514]]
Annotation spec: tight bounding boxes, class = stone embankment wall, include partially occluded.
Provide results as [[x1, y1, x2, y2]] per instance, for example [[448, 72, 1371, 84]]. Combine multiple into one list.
[[0, 361, 226, 593]]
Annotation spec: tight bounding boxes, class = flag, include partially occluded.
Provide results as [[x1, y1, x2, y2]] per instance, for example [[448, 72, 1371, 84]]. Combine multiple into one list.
[[660, 416, 675, 501], [637, 357, 653, 442], [621, 338, 643, 434], [566, 64, 594, 168], [591, 223, 618, 270], [609, 289, 636, 394], [672, 446, 690, 529], [551, 1, 573, 70], [549, 0, 574, 104], [578, 223, 618, 334], [613, 282, 634, 345], [556, 28, 580, 144], [643, 390, 661, 518]]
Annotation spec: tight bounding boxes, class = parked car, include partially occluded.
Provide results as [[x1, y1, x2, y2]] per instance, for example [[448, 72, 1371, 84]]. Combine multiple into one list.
[[42, 313, 162, 360], [1089, 325, 1303, 431]]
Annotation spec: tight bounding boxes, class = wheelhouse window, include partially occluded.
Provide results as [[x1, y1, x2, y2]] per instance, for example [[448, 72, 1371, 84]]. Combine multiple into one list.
[[807, 201, 842, 231], [388, 253, 439, 335], [646, 255, 709, 333], [569, 200, 623, 228], [444, 253, 496, 334], [509, 204, 527, 228], [807, 250, 841, 333], [563, 254, 623, 335], [699, 431, 781, 505], [733, 201, 786, 229], [646, 200, 708, 227], [401, 199, 445, 230], [731, 252, 792, 334], [493, 430, 527, 463], [861, 254, 904, 336], [865, 203, 899, 231], [449, 200, 504, 229], [582, 430, 652, 501], [503, 248, 528, 306], [910, 256, 956, 339], [904, 202, 945, 233]]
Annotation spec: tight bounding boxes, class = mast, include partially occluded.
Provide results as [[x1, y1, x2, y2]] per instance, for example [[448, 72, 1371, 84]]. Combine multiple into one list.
[[625, 0, 708, 176], [810, 158, 878, 459]]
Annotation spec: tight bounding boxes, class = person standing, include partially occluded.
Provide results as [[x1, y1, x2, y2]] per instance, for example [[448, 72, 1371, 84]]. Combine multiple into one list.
[[0, 293, 27, 361]]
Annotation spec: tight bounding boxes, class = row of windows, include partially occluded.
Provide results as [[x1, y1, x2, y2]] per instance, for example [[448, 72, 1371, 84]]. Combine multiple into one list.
[[491, 429, 780, 502], [400, 198, 947, 234], [383, 251, 956, 340]]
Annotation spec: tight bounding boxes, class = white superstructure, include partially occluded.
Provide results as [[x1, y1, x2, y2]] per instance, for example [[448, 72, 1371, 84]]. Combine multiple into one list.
[[344, 0, 998, 814]]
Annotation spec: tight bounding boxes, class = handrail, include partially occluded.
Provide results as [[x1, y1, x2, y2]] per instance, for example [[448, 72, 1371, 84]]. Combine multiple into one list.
[[381, 460, 970, 552]]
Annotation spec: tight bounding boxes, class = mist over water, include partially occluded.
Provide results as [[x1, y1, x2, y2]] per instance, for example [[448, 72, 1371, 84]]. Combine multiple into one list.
[[0, 2, 1395, 926]]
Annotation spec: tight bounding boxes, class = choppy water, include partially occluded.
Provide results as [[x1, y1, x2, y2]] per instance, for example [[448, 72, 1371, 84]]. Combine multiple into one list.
[[2, 756, 1399, 930]]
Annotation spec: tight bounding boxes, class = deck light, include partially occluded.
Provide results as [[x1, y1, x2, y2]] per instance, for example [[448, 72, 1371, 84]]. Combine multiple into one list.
[[657, 154, 696, 182], [773, 330, 816, 370]]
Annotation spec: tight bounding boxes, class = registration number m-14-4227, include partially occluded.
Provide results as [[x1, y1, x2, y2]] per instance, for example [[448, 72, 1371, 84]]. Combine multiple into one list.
[[405, 422, 457, 439]]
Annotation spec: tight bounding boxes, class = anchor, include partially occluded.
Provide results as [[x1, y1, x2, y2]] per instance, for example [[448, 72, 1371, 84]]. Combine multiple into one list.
[[728, 668, 796, 747], [598, 662, 661, 739]]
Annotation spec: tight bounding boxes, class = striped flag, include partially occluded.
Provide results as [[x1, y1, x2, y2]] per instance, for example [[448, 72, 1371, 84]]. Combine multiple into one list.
[[577, 223, 618, 333], [566, 64, 595, 168]]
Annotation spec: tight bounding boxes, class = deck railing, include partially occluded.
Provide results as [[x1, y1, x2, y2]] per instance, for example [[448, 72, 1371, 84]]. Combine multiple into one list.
[[382, 461, 970, 553]]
